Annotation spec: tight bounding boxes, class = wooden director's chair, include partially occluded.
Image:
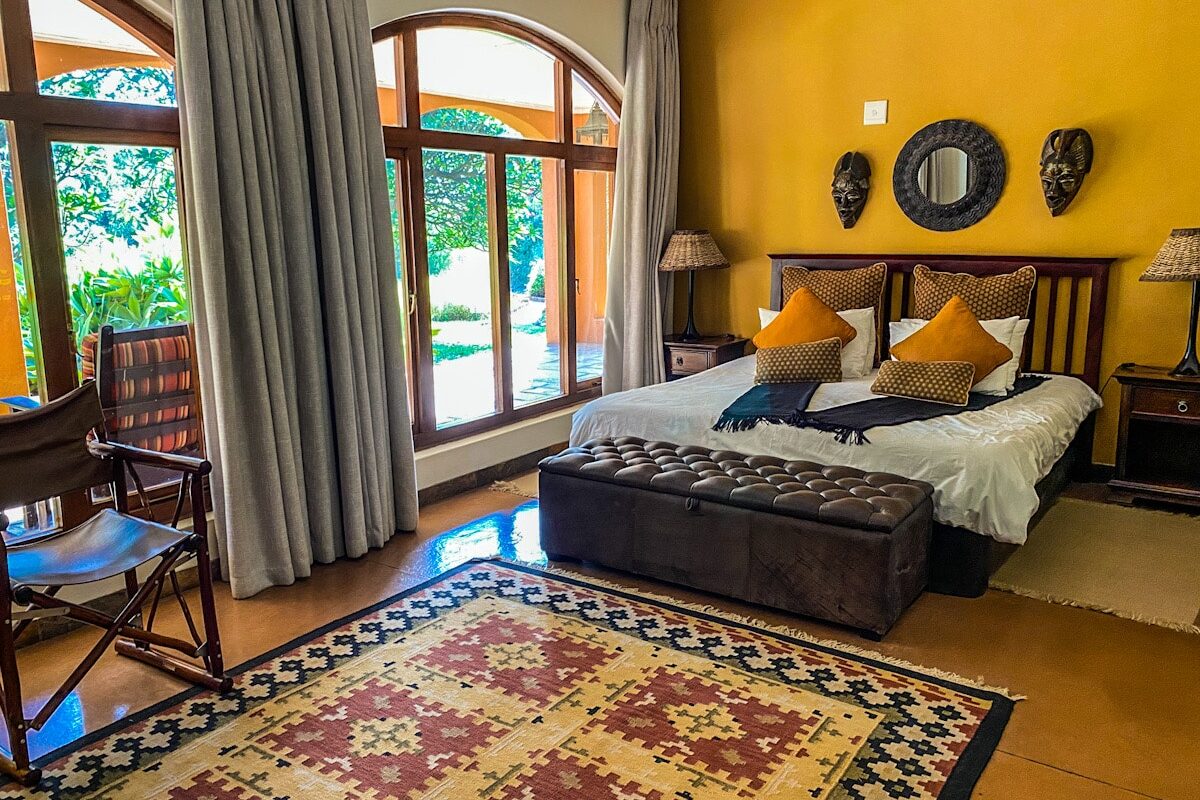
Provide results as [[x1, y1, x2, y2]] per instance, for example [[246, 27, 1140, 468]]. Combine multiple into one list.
[[0, 381, 229, 787]]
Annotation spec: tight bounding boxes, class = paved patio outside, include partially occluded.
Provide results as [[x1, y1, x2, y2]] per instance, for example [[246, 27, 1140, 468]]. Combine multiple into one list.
[[434, 338, 603, 428]]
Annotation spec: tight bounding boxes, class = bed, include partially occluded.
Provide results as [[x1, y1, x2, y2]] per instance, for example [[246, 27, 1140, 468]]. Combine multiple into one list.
[[571, 254, 1113, 597]]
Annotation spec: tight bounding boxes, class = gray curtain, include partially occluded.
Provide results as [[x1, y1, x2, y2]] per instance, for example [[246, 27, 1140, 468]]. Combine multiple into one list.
[[602, 0, 680, 392], [174, 0, 418, 599]]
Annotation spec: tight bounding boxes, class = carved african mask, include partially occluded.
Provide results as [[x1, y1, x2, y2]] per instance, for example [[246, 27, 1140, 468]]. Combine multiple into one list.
[[831, 151, 871, 228], [1040, 128, 1093, 216]]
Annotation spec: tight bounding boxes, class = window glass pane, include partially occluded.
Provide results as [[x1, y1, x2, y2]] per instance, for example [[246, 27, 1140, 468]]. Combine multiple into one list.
[[508, 155, 563, 408], [423, 148, 498, 428], [33, 0, 175, 107], [374, 37, 400, 126], [417, 27, 556, 142], [572, 72, 619, 146], [53, 142, 188, 359], [574, 169, 614, 382], [53, 141, 197, 492]]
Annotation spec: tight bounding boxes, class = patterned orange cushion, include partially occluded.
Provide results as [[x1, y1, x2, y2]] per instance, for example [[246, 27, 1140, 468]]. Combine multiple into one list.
[[911, 264, 1036, 320], [871, 360, 976, 406], [889, 296, 1012, 385], [753, 288, 857, 350], [754, 338, 843, 384]]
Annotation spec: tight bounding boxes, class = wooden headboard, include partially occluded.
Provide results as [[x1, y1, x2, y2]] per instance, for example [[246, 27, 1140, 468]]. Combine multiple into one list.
[[768, 254, 1114, 389]]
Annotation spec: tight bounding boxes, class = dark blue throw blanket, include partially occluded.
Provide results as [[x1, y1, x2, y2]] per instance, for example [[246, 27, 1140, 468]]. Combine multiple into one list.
[[714, 375, 1051, 444], [711, 382, 821, 433]]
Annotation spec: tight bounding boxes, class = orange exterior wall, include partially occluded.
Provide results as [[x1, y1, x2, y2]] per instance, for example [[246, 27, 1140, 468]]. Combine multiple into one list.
[[0, 203, 27, 406], [33, 41, 168, 80]]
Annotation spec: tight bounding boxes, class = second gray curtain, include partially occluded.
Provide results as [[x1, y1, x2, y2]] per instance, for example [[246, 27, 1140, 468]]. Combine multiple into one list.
[[602, 0, 680, 392], [174, 0, 418, 598]]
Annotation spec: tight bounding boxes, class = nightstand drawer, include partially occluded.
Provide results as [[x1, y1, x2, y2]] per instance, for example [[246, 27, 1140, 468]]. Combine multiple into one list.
[[668, 348, 711, 374], [1131, 386, 1200, 422]]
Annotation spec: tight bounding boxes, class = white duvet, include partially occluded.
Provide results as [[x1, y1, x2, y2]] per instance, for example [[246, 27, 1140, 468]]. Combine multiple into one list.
[[570, 357, 1101, 544]]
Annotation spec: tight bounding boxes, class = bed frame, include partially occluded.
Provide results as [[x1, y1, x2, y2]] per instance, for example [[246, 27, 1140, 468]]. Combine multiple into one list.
[[769, 253, 1114, 597]]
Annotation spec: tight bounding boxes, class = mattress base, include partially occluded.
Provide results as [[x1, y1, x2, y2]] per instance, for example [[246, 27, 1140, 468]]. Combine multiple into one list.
[[928, 411, 1093, 597]]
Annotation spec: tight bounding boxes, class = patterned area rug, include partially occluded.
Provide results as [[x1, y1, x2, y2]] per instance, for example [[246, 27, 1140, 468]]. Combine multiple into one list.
[[5, 561, 1013, 799]]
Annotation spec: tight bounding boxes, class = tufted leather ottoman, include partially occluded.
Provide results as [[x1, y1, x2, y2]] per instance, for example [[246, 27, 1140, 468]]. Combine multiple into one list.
[[538, 436, 934, 638]]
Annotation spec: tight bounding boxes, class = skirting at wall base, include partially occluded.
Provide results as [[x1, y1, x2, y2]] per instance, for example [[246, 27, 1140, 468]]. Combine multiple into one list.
[[417, 444, 564, 506]]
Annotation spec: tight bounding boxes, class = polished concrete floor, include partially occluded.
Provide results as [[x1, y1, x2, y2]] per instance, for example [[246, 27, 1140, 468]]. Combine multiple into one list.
[[8, 486, 1198, 799]]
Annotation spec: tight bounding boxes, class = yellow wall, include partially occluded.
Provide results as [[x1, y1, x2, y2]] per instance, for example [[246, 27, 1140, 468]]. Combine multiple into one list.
[[676, 0, 1200, 463]]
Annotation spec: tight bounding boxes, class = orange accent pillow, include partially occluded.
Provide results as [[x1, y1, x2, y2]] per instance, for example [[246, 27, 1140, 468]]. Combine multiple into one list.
[[889, 295, 1013, 385], [752, 288, 857, 350]]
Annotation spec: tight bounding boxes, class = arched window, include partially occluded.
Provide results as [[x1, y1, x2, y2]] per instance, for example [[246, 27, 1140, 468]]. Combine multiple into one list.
[[0, 0, 191, 530], [373, 14, 620, 445]]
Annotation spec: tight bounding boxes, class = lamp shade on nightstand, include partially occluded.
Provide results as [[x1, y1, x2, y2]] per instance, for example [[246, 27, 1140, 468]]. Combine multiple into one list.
[[1141, 228, 1200, 376], [659, 229, 729, 340]]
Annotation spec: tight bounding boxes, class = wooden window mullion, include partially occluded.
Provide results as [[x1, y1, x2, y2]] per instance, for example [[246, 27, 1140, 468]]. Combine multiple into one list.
[[0, 0, 37, 94], [488, 152, 512, 414], [404, 148, 437, 434]]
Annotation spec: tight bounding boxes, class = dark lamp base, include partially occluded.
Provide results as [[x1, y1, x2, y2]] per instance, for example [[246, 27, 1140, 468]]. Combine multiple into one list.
[[1171, 280, 1200, 377]]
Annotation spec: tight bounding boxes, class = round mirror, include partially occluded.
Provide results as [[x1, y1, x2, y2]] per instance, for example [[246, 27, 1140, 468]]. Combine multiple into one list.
[[893, 120, 1005, 231], [917, 147, 970, 204]]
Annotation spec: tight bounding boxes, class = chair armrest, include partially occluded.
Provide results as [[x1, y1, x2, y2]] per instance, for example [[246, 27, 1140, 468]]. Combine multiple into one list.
[[1, 396, 40, 412], [89, 440, 212, 476]]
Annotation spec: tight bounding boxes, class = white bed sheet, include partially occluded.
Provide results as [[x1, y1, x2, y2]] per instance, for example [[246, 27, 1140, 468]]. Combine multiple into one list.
[[570, 357, 1101, 544]]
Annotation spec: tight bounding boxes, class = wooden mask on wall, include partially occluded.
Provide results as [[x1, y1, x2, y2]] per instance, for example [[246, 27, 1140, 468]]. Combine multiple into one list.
[[1040, 128, 1094, 216], [831, 151, 871, 228]]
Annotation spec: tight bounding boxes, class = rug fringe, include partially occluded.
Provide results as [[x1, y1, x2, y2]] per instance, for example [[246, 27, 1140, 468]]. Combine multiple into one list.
[[489, 480, 539, 499], [487, 557, 1025, 701], [1060, 493, 1200, 520], [988, 581, 1200, 635]]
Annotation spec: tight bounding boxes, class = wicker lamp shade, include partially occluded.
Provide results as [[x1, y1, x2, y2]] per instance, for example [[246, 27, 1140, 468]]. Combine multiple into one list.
[[658, 229, 730, 272], [1142, 228, 1200, 376], [1141, 228, 1200, 282]]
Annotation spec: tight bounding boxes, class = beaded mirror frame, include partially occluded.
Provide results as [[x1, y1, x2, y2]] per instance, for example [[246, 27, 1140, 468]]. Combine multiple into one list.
[[893, 119, 1006, 232]]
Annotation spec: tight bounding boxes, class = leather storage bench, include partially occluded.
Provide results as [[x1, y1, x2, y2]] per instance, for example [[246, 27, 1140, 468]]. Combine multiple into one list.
[[538, 436, 934, 638]]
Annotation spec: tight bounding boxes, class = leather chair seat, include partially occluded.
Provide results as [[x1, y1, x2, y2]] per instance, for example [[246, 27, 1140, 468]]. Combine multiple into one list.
[[7, 509, 190, 587]]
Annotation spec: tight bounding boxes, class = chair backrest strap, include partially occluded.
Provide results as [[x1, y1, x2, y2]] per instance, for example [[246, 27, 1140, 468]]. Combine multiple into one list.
[[0, 381, 113, 509]]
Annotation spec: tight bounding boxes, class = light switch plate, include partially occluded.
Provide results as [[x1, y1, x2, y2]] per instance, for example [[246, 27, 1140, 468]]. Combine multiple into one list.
[[863, 100, 888, 125]]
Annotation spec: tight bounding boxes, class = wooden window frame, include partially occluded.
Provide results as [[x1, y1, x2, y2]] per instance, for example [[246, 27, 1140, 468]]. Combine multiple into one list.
[[373, 13, 620, 449], [0, 0, 185, 525]]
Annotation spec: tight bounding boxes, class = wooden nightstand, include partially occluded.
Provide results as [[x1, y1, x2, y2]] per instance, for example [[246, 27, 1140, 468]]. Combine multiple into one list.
[[1109, 364, 1200, 508], [664, 335, 747, 380]]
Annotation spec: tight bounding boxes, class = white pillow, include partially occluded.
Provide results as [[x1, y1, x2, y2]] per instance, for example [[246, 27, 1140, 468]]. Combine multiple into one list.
[[758, 306, 875, 379], [889, 316, 1027, 395]]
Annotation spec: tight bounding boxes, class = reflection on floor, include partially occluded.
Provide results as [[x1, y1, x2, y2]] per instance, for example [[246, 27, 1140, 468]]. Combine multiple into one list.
[[9, 486, 1199, 799]]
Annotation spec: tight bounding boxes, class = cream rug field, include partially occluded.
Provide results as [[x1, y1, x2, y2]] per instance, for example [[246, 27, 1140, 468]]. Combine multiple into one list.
[[991, 497, 1200, 633]]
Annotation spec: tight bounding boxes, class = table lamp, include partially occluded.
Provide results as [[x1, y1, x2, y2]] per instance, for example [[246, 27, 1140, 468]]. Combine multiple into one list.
[[1141, 228, 1200, 376], [658, 229, 730, 341]]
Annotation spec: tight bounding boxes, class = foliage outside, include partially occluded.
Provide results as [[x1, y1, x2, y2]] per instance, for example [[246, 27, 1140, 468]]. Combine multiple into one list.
[[420, 108, 545, 296], [431, 302, 486, 322], [9, 77, 555, 390]]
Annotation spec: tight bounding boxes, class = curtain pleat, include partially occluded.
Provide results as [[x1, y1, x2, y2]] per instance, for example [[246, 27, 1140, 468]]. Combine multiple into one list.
[[602, 0, 680, 393], [174, 0, 418, 598]]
